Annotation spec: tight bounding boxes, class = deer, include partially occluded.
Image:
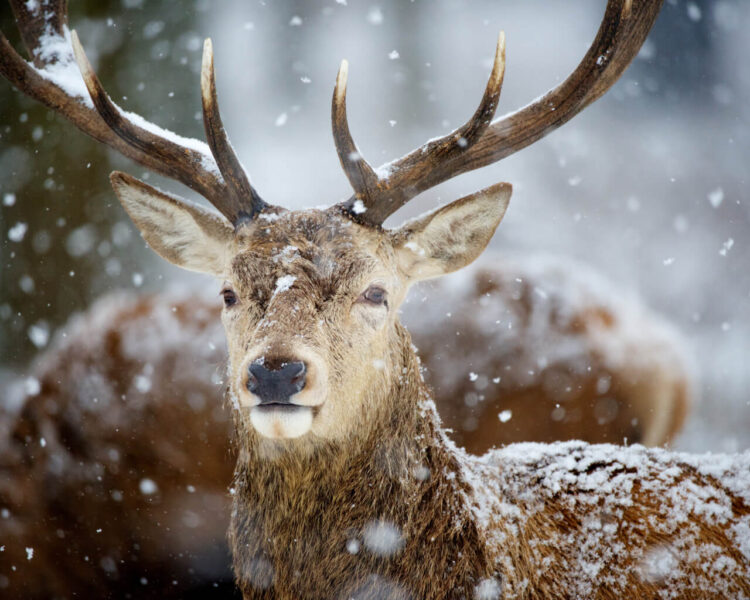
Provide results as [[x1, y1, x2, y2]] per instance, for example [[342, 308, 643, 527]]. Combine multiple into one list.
[[1, 0, 748, 598], [0, 255, 694, 598]]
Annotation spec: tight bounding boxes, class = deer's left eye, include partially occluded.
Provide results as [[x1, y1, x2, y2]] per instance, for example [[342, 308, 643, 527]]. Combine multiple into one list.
[[221, 288, 238, 308], [359, 285, 388, 307]]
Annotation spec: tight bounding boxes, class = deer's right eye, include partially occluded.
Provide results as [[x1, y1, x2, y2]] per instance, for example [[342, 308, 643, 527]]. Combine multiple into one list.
[[221, 288, 238, 308]]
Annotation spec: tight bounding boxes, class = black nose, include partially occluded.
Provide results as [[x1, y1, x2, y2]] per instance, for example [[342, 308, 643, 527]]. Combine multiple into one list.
[[247, 360, 307, 404]]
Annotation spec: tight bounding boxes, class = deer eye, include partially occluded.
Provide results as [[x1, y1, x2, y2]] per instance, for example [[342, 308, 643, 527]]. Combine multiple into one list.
[[359, 285, 388, 307], [221, 288, 238, 308]]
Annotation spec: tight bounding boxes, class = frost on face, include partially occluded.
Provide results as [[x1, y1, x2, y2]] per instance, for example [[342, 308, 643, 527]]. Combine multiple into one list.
[[273, 275, 296, 298]]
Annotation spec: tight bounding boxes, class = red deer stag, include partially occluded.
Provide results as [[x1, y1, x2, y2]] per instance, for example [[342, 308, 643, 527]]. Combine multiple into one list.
[[2, 0, 748, 598]]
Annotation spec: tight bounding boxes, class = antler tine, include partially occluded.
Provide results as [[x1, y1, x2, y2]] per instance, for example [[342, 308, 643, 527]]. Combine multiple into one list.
[[344, 0, 662, 226], [331, 59, 380, 205], [341, 31, 506, 225], [0, 31, 226, 200], [70, 32, 249, 223], [0, 0, 272, 225], [201, 38, 267, 224], [452, 0, 663, 177]]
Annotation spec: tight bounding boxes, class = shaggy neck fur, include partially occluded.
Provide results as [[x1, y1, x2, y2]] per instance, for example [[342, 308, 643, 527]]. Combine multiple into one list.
[[229, 322, 495, 599]]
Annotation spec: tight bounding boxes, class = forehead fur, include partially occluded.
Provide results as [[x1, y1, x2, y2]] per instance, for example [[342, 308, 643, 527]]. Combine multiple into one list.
[[229, 208, 392, 297]]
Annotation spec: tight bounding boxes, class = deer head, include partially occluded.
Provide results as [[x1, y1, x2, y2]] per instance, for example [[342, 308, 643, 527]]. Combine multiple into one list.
[[0, 0, 663, 445]]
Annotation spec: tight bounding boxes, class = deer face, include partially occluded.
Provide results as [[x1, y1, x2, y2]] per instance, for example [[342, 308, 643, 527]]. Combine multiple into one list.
[[111, 174, 510, 443], [221, 209, 405, 441]]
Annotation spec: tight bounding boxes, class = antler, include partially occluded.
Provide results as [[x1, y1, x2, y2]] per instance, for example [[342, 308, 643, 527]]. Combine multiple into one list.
[[201, 39, 267, 222], [334, 0, 664, 226], [0, 0, 267, 226]]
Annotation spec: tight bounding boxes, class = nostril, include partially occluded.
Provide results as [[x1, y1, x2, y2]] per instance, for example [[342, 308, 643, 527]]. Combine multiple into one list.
[[246, 369, 259, 393], [288, 362, 307, 388]]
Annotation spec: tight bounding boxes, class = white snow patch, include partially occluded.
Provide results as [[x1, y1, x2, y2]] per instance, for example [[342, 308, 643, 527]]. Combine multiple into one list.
[[403, 241, 425, 256], [708, 187, 724, 208], [32, 26, 92, 105], [8, 222, 28, 242], [687, 2, 702, 22], [139, 478, 158, 495], [719, 238, 734, 257], [28, 322, 50, 348], [362, 519, 403, 556], [474, 577, 502, 600], [120, 109, 219, 176], [24, 377, 41, 396], [366, 6, 384, 25], [273, 275, 296, 297]]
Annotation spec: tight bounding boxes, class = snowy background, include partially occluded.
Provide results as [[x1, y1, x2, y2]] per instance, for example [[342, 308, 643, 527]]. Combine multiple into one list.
[[0, 0, 748, 452]]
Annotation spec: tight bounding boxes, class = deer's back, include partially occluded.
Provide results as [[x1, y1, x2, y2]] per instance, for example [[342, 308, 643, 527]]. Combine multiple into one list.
[[465, 441, 750, 598]]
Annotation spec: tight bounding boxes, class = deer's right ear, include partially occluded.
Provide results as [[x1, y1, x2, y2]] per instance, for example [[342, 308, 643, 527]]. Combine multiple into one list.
[[392, 182, 511, 282], [110, 171, 234, 276]]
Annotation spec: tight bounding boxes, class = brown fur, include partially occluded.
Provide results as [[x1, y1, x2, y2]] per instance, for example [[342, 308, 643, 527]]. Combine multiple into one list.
[[216, 210, 747, 598], [229, 324, 748, 599]]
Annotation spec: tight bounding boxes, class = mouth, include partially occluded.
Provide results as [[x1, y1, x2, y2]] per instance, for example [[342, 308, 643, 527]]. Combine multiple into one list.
[[249, 404, 315, 439], [254, 402, 305, 411]]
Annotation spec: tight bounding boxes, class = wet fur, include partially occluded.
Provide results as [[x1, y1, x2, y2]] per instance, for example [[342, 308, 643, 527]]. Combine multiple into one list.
[[223, 211, 749, 599]]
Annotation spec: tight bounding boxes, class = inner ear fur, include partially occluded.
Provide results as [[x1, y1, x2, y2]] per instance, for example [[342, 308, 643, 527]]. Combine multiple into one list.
[[110, 171, 235, 276], [392, 181, 511, 281]]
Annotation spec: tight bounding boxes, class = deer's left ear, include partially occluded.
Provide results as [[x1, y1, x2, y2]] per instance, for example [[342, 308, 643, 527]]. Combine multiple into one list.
[[392, 182, 511, 281], [110, 171, 235, 276]]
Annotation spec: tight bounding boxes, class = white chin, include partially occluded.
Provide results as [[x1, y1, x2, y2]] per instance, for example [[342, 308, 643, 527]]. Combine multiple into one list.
[[249, 406, 313, 439]]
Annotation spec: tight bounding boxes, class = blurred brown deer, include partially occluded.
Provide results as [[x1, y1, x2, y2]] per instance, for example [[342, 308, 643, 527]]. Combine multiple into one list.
[[1, 254, 692, 598], [4, 0, 746, 598]]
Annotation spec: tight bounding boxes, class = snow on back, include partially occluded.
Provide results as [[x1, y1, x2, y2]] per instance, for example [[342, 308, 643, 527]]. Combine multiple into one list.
[[453, 439, 750, 596]]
